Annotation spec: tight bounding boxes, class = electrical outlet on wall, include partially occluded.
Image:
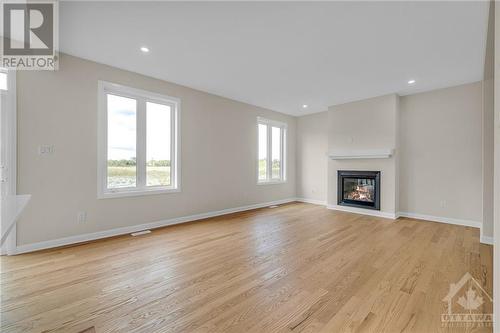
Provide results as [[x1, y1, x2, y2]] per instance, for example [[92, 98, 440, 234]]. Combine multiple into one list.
[[77, 211, 87, 223], [38, 145, 55, 155], [439, 200, 447, 208]]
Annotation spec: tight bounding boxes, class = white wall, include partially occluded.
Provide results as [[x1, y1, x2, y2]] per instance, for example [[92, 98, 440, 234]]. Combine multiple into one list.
[[296, 111, 328, 203], [399, 82, 483, 223], [327, 94, 399, 215], [16, 54, 296, 246], [296, 83, 484, 225]]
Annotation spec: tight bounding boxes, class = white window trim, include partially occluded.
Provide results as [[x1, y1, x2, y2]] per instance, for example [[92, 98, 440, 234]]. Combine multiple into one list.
[[97, 81, 181, 199], [256, 117, 287, 185], [1, 68, 18, 255], [0, 68, 8, 92]]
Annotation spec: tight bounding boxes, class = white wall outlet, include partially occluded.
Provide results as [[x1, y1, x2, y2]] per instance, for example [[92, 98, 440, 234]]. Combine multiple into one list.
[[39, 145, 55, 155], [439, 200, 447, 208], [77, 211, 87, 223]]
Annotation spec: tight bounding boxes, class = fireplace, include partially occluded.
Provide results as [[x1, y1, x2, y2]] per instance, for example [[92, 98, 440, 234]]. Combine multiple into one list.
[[337, 170, 380, 210]]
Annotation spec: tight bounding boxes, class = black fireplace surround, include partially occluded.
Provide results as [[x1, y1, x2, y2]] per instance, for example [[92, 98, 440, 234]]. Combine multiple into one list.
[[337, 170, 380, 210]]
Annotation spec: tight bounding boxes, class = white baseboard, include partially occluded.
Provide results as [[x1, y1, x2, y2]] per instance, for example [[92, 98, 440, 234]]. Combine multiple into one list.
[[304, 203, 489, 244], [398, 212, 481, 229], [295, 197, 327, 206], [14, 198, 297, 255], [327, 208, 488, 243], [480, 235, 494, 245], [15, 199, 490, 254], [327, 204, 398, 219]]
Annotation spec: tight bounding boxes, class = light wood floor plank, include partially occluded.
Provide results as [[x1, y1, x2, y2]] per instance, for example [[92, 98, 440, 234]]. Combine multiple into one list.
[[0, 202, 493, 332]]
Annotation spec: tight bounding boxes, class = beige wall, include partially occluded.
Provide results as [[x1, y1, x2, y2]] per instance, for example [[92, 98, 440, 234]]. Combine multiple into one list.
[[328, 94, 399, 215], [399, 82, 483, 222], [16, 54, 296, 246], [296, 112, 328, 203], [296, 84, 484, 224], [15, 54, 488, 248]]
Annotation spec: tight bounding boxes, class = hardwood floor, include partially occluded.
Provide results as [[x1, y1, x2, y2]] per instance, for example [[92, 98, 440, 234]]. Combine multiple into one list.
[[0, 202, 493, 333]]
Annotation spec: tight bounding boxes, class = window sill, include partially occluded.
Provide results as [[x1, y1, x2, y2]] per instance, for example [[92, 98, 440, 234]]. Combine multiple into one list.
[[257, 180, 287, 185], [98, 187, 181, 199]]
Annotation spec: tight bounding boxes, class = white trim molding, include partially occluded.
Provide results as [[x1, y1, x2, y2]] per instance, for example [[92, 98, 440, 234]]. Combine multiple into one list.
[[295, 197, 327, 206], [328, 149, 394, 160], [295, 200, 487, 241], [398, 212, 481, 229], [1, 68, 19, 255], [480, 235, 494, 245], [479, 224, 494, 245], [327, 204, 398, 219], [14, 198, 296, 254], [13, 199, 491, 254]]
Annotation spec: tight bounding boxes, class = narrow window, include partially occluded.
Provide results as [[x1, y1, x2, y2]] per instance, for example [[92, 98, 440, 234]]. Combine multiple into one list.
[[271, 126, 282, 179], [258, 123, 268, 181], [257, 117, 287, 183], [0, 70, 7, 91], [146, 102, 172, 187], [107, 94, 137, 189]]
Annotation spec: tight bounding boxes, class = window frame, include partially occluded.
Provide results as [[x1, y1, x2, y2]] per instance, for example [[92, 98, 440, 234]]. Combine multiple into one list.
[[256, 117, 287, 185], [97, 81, 181, 199], [0, 68, 18, 255], [0, 68, 8, 92]]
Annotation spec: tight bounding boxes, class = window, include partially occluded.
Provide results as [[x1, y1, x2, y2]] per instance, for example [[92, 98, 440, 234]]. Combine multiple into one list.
[[257, 117, 286, 183], [98, 81, 180, 198], [0, 69, 7, 91]]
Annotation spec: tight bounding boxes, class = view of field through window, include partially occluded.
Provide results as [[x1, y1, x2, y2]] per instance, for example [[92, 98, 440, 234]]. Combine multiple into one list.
[[258, 124, 267, 180], [107, 94, 172, 189], [271, 126, 281, 179], [146, 102, 171, 186], [258, 122, 283, 182], [0, 72, 7, 91], [107, 94, 137, 188]]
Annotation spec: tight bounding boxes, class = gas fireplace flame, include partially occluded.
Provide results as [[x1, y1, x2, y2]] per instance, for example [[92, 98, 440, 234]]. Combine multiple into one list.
[[346, 184, 374, 202]]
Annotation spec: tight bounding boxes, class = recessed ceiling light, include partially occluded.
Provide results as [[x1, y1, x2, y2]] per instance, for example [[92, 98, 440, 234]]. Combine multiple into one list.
[[140, 46, 150, 53], [302, 104, 308, 108], [408, 79, 416, 85]]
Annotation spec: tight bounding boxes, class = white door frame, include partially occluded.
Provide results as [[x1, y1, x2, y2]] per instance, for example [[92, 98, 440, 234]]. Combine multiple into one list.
[[1, 69, 17, 255]]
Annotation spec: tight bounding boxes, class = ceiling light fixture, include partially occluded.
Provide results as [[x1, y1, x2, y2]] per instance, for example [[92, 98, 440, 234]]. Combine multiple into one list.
[[140, 46, 150, 53], [302, 104, 308, 108], [408, 79, 416, 85]]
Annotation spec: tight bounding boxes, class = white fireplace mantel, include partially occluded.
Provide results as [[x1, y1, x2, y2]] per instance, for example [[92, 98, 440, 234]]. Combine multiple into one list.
[[328, 148, 394, 160]]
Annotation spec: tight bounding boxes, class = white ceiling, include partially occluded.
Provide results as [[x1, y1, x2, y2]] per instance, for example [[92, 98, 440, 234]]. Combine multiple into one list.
[[60, 1, 489, 116]]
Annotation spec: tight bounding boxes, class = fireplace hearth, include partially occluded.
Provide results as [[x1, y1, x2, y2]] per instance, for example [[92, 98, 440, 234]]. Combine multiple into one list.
[[337, 170, 380, 210]]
